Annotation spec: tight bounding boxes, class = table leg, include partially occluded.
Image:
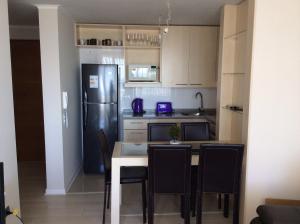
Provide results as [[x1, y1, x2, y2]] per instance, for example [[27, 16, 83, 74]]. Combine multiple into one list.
[[111, 158, 120, 224]]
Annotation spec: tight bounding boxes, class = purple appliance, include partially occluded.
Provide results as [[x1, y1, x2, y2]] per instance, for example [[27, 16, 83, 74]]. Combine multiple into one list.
[[156, 102, 173, 114], [132, 98, 144, 114]]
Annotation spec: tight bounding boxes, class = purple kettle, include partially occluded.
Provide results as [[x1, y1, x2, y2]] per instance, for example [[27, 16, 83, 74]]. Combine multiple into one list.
[[132, 98, 144, 114]]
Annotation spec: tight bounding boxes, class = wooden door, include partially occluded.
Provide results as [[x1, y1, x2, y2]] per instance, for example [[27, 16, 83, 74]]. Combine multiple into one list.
[[10, 40, 45, 162], [162, 26, 190, 86], [188, 26, 218, 87]]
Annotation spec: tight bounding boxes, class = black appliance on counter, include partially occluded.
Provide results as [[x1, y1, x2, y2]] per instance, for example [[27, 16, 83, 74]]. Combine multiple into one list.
[[82, 64, 118, 174]]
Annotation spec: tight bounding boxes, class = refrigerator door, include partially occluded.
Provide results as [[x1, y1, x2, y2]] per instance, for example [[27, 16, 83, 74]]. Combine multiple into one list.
[[83, 103, 118, 174], [82, 64, 118, 104]]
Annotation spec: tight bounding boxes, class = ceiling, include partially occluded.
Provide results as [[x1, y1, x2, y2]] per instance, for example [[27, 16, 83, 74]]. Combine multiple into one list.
[[8, 0, 241, 26]]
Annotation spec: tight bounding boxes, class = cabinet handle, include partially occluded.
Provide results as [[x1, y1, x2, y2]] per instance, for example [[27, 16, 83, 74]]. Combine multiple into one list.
[[190, 83, 203, 86]]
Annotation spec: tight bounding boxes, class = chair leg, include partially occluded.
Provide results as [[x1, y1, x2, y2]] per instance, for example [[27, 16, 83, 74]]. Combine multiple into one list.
[[148, 193, 154, 224], [102, 183, 107, 224], [233, 193, 240, 224], [191, 166, 197, 217], [107, 184, 111, 209], [184, 195, 191, 224], [191, 183, 197, 217], [218, 193, 222, 209], [196, 192, 203, 224], [180, 195, 184, 218], [224, 194, 229, 218], [142, 181, 147, 223]]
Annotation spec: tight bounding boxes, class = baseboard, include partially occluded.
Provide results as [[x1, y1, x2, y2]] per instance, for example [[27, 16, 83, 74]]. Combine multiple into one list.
[[65, 163, 82, 193], [45, 188, 66, 195]]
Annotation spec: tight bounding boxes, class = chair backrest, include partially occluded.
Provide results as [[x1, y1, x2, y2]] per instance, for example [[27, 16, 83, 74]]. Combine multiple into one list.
[[97, 130, 111, 172], [148, 123, 177, 141], [181, 122, 210, 141], [197, 144, 244, 194], [148, 144, 192, 194]]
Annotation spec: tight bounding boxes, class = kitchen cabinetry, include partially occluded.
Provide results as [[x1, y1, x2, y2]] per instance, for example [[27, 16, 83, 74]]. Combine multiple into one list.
[[161, 27, 190, 86], [75, 24, 218, 88], [123, 118, 207, 142], [217, 0, 253, 143], [189, 27, 218, 87], [75, 24, 161, 87], [162, 26, 218, 88]]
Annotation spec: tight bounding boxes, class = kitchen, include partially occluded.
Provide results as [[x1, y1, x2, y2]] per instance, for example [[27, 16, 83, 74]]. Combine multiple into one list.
[[80, 24, 221, 173], [5, 0, 300, 224]]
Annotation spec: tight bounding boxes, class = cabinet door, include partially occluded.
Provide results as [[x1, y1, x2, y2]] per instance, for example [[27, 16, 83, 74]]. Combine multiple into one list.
[[188, 27, 218, 87], [124, 130, 147, 142], [162, 27, 190, 86]]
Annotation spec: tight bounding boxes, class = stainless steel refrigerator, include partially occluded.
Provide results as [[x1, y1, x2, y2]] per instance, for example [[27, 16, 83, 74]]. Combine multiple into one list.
[[82, 64, 118, 174]]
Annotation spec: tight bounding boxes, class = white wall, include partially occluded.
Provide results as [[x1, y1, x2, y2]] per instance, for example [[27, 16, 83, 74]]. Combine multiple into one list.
[[38, 5, 81, 194], [0, 0, 20, 223], [243, 0, 300, 222], [38, 5, 65, 194], [79, 48, 217, 110], [57, 7, 82, 191], [9, 25, 39, 40]]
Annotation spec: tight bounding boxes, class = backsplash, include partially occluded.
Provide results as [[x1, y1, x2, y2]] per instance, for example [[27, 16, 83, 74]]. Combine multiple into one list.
[[79, 48, 217, 111], [121, 87, 216, 110]]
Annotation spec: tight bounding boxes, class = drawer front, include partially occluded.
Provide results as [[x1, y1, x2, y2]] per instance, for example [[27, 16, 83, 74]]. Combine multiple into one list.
[[124, 119, 148, 130], [124, 130, 148, 142]]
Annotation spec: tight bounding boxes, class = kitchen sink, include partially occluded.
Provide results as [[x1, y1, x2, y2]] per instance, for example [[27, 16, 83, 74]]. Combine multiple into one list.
[[180, 112, 204, 116]]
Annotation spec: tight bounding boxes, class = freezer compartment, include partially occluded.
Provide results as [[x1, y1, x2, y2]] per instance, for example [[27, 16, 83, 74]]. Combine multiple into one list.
[[83, 103, 118, 174], [82, 64, 118, 104]]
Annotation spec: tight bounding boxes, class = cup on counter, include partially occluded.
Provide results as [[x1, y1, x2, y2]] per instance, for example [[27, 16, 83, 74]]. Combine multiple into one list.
[[112, 40, 118, 46], [106, 39, 112, 46], [117, 40, 123, 46], [79, 39, 86, 45]]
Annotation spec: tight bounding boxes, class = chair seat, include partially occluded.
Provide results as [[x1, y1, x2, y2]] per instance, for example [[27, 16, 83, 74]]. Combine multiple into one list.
[[106, 167, 147, 184]]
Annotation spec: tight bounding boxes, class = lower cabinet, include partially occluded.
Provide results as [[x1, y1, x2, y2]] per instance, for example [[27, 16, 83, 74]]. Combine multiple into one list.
[[124, 130, 147, 142], [123, 118, 207, 142]]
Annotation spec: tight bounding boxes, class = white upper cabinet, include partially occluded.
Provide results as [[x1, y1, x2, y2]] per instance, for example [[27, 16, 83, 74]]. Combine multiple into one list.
[[188, 27, 218, 87], [162, 26, 218, 87], [161, 26, 190, 86]]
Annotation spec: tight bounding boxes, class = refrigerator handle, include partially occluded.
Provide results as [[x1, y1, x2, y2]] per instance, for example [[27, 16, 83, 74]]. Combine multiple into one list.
[[83, 101, 88, 129], [83, 91, 88, 129], [84, 91, 88, 102], [85, 103, 88, 129]]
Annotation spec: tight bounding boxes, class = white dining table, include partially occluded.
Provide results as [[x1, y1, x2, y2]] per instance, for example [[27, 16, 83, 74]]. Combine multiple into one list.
[[110, 141, 223, 224]]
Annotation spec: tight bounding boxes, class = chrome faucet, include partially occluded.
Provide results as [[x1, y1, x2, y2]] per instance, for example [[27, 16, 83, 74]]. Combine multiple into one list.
[[195, 91, 204, 114]]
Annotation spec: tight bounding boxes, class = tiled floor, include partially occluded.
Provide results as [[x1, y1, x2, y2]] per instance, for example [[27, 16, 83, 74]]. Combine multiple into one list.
[[19, 162, 232, 224]]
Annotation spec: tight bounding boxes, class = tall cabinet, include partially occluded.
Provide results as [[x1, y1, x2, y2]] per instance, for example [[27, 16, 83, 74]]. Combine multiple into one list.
[[217, 0, 254, 143]]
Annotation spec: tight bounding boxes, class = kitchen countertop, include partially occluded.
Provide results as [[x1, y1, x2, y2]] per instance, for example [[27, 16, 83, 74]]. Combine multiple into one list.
[[122, 109, 216, 124]]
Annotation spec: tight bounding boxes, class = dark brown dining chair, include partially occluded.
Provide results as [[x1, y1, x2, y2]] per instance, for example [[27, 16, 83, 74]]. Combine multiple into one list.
[[196, 144, 244, 224], [181, 122, 210, 216], [181, 122, 210, 141], [98, 130, 147, 224], [148, 144, 192, 224], [147, 123, 177, 141]]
